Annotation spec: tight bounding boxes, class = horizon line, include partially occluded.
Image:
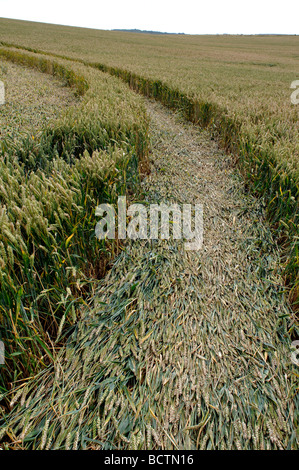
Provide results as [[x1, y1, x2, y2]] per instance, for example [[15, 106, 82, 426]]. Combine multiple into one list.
[[0, 16, 297, 36]]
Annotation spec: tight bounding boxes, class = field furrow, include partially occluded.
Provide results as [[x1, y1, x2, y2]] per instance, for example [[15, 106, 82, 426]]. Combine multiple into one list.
[[1, 98, 297, 450]]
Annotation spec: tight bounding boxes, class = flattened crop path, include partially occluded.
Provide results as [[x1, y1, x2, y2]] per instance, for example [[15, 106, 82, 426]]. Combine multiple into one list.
[[2, 99, 298, 450]]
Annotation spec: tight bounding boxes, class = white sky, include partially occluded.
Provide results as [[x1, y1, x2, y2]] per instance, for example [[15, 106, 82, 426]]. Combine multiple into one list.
[[0, 0, 298, 35]]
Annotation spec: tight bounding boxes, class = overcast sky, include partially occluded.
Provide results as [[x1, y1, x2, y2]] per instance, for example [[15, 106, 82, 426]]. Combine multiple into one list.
[[0, 0, 298, 35]]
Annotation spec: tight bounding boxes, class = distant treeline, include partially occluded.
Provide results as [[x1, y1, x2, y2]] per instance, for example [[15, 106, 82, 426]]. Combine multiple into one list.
[[112, 29, 185, 35]]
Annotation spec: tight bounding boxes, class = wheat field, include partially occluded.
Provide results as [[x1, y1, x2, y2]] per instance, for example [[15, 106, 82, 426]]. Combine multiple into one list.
[[0, 18, 298, 450]]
